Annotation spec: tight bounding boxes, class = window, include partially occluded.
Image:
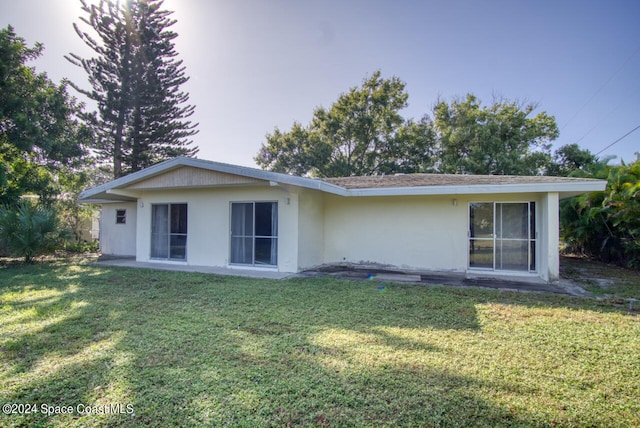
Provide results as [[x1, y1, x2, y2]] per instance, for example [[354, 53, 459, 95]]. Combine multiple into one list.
[[230, 202, 278, 266], [151, 203, 187, 260], [469, 202, 536, 272], [116, 209, 126, 224]]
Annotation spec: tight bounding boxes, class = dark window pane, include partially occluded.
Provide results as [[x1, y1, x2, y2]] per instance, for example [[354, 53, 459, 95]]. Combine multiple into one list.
[[530, 241, 536, 271], [116, 209, 126, 224], [255, 238, 277, 265], [171, 204, 187, 234], [170, 234, 187, 259], [255, 202, 277, 237], [530, 202, 536, 240]]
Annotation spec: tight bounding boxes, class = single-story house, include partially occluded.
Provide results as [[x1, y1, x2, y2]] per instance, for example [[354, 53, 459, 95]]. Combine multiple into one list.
[[79, 157, 606, 283]]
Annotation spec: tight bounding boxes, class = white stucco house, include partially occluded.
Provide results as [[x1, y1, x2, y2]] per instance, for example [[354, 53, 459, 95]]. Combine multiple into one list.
[[79, 157, 606, 283]]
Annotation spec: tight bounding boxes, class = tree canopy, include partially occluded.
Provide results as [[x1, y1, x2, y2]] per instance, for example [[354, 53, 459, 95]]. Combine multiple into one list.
[[431, 94, 559, 175], [546, 143, 599, 177], [256, 72, 570, 178], [68, 0, 198, 178], [0, 25, 90, 206], [256, 71, 436, 177]]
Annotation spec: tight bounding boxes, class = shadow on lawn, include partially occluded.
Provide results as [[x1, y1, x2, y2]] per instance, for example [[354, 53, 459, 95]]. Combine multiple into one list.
[[117, 297, 535, 427], [0, 263, 635, 427]]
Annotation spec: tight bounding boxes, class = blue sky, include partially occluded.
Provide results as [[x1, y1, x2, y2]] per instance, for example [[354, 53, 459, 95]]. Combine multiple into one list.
[[2, 0, 639, 168]]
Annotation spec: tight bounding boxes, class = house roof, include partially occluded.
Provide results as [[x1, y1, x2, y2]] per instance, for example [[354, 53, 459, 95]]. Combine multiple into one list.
[[324, 173, 599, 189], [79, 157, 607, 203], [78, 157, 343, 203]]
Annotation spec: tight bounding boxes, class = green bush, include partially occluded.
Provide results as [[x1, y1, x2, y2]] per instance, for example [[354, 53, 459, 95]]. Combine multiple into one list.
[[64, 240, 99, 254], [561, 159, 640, 268], [0, 200, 66, 263]]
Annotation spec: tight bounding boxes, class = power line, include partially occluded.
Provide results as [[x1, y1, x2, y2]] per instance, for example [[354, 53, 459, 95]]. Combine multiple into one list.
[[595, 123, 640, 156], [562, 44, 640, 130], [572, 86, 640, 145]]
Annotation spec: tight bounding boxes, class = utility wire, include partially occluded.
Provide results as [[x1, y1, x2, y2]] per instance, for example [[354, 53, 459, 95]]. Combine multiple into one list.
[[562, 44, 640, 130], [571, 86, 640, 145], [595, 123, 640, 156]]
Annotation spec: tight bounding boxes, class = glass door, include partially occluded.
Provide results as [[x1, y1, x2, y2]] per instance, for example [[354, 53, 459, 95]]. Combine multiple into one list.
[[469, 203, 494, 269], [495, 203, 530, 272], [230, 202, 278, 266], [469, 202, 536, 272]]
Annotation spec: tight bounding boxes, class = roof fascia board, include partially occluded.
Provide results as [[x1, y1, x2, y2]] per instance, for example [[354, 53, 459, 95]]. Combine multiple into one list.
[[79, 198, 136, 204], [344, 181, 607, 197]]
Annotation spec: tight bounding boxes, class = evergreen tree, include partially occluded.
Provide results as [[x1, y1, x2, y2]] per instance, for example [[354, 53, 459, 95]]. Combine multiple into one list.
[[68, 0, 198, 179]]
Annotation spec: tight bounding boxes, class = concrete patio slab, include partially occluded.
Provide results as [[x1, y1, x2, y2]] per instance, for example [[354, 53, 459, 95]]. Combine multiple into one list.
[[298, 265, 592, 297], [93, 258, 293, 280], [93, 257, 591, 297]]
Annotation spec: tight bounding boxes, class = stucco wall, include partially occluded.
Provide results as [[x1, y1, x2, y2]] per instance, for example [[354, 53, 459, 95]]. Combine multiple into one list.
[[98, 187, 560, 281], [323, 195, 468, 271], [100, 202, 137, 256], [322, 193, 552, 278], [297, 189, 325, 270], [134, 186, 299, 272]]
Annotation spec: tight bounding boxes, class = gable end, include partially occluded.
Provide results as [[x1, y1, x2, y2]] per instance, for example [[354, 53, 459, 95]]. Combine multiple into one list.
[[126, 166, 265, 190]]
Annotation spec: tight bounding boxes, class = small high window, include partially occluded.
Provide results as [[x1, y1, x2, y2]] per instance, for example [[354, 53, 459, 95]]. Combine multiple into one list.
[[116, 209, 126, 224]]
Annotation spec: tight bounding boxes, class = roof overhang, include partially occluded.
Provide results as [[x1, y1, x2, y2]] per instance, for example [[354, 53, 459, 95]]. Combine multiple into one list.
[[78, 157, 346, 203], [78, 157, 607, 203], [344, 181, 606, 199]]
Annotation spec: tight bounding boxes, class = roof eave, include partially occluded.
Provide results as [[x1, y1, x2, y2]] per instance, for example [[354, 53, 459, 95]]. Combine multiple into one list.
[[79, 157, 349, 201], [343, 181, 607, 197], [78, 157, 607, 202], [79, 197, 137, 204]]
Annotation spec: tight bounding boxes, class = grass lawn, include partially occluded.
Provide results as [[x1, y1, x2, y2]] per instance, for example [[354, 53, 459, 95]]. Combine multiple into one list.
[[1, 261, 639, 427]]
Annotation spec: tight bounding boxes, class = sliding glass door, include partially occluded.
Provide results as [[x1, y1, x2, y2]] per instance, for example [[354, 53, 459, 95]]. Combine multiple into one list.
[[469, 202, 536, 272], [151, 203, 187, 260], [230, 202, 278, 266]]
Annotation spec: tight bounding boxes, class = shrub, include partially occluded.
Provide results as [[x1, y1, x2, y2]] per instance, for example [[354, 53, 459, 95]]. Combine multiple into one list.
[[64, 240, 99, 254], [0, 201, 66, 263], [561, 159, 640, 268]]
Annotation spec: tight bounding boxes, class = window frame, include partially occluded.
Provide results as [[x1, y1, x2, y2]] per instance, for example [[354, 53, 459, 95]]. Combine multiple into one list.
[[229, 201, 278, 267], [468, 201, 537, 273], [115, 209, 126, 224], [150, 203, 188, 261]]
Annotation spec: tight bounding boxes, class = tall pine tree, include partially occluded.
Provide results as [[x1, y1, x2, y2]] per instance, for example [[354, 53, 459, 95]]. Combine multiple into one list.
[[67, 0, 198, 179]]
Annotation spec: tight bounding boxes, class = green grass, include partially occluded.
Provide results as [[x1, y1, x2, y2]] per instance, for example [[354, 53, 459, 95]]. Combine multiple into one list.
[[1, 261, 639, 427]]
